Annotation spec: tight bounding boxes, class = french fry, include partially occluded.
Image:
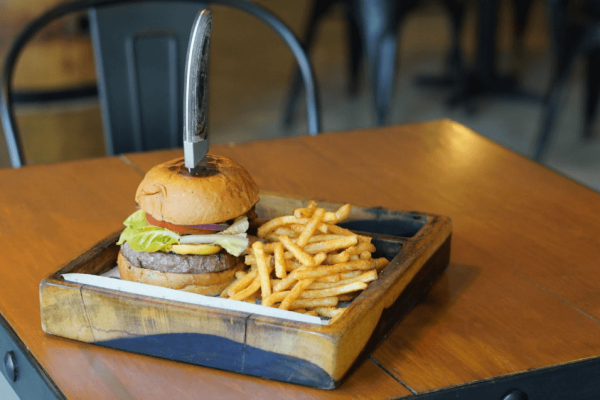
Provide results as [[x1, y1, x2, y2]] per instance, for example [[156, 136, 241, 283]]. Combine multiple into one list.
[[303, 235, 358, 254], [265, 233, 281, 242], [290, 223, 328, 234], [371, 257, 389, 271], [220, 278, 239, 298], [230, 276, 261, 301], [296, 208, 325, 248], [309, 270, 377, 289], [244, 291, 260, 304], [273, 227, 296, 237], [326, 224, 371, 242], [337, 294, 355, 301], [324, 251, 351, 265], [282, 255, 323, 272], [313, 252, 327, 267], [262, 291, 290, 307], [289, 297, 338, 310], [293, 200, 318, 219], [335, 271, 363, 281], [235, 271, 248, 280], [258, 215, 328, 237], [307, 234, 347, 244], [307, 269, 363, 283], [246, 253, 291, 265], [315, 275, 339, 283], [328, 308, 346, 325], [262, 242, 278, 253], [280, 278, 314, 310], [295, 260, 371, 280], [349, 255, 360, 261], [273, 269, 300, 292], [285, 260, 303, 271], [322, 204, 351, 223], [274, 242, 286, 279], [346, 242, 377, 255], [299, 282, 367, 299], [227, 269, 258, 297], [289, 224, 306, 234], [253, 241, 272, 299], [360, 251, 372, 260], [315, 307, 344, 318], [279, 235, 315, 267], [257, 216, 303, 237]]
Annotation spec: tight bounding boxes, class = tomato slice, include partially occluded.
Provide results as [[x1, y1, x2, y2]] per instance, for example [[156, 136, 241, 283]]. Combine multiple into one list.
[[145, 213, 217, 235]]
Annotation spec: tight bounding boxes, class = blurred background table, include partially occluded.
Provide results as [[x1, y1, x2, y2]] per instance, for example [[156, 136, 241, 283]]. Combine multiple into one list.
[[1, 120, 600, 399]]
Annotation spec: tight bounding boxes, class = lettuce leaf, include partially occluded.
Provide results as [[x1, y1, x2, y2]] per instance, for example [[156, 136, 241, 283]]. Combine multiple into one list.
[[117, 210, 147, 246], [220, 216, 249, 235], [117, 210, 180, 252], [124, 227, 180, 252]]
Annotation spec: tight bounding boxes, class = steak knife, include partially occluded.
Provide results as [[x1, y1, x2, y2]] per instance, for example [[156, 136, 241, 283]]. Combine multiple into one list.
[[183, 9, 212, 175]]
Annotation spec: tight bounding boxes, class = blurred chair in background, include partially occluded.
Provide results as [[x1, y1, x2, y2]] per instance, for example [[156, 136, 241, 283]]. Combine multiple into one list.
[[1, 0, 320, 168], [284, 0, 538, 127], [418, 0, 538, 113], [533, 0, 600, 160], [283, 0, 420, 127]]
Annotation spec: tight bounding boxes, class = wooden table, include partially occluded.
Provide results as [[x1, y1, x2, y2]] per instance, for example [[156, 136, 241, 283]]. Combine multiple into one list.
[[1, 120, 600, 399]]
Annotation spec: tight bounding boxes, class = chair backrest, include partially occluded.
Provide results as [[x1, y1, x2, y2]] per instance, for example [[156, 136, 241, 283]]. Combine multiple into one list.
[[1, 0, 320, 168], [90, 2, 205, 155]]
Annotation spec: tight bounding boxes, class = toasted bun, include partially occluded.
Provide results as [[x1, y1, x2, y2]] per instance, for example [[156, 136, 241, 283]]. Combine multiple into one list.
[[135, 155, 259, 225], [117, 251, 243, 296]]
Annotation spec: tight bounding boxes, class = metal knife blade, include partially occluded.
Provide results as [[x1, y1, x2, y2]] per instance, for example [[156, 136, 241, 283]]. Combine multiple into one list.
[[183, 9, 212, 174]]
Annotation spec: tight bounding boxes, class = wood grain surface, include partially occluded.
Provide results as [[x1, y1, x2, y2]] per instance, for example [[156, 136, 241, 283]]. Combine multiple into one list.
[[1, 120, 600, 398]]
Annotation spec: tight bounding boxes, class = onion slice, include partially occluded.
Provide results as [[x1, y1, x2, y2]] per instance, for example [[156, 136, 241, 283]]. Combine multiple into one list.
[[187, 223, 228, 231]]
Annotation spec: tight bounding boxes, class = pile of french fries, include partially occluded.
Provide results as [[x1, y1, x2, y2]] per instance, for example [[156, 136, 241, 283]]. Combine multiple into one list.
[[220, 201, 389, 323]]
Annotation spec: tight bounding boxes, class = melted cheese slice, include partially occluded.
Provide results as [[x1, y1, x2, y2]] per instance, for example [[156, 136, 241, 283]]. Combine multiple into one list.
[[169, 244, 222, 255]]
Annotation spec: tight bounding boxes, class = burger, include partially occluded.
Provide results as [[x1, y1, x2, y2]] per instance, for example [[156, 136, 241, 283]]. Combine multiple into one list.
[[116, 155, 259, 296]]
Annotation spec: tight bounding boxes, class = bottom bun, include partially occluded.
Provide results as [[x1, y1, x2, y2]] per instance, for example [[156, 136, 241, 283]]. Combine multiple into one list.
[[117, 251, 243, 296]]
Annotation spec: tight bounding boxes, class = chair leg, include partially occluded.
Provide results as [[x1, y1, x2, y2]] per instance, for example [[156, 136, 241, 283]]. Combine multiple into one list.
[[534, 78, 569, 161], [584, 48, 600, 140], [512, 0, 534, 44], [443, 0, 466, 79], [345, 1, 363, 96], [534, 38, 580, 160], [374, 34, 399, 125], [353, 0, 406, 125], [283, 0, 337, 128], [533, 0, 582, 160]]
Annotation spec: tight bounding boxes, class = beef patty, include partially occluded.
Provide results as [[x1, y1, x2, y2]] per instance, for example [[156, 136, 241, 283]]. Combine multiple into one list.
[[120, 242, 240, 274]]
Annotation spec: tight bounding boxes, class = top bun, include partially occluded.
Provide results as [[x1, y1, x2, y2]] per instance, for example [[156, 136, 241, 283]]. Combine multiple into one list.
[[135, 155, 259, 225]]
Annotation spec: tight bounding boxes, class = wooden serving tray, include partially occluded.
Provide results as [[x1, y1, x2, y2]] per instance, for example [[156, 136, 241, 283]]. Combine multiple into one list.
[[39, 192, 452, 389]]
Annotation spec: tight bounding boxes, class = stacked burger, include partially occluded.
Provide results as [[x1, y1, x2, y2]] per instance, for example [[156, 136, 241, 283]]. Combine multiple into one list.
[[116, 155, 259, 296]]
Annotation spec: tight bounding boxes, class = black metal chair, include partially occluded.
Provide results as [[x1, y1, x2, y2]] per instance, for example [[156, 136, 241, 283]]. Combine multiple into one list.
[[282, 0, 541, 128], [532, 0, 600, 160], [283, 0, 421, 127], [417, 0, 539, 114], [1, 0, 321, 168]]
